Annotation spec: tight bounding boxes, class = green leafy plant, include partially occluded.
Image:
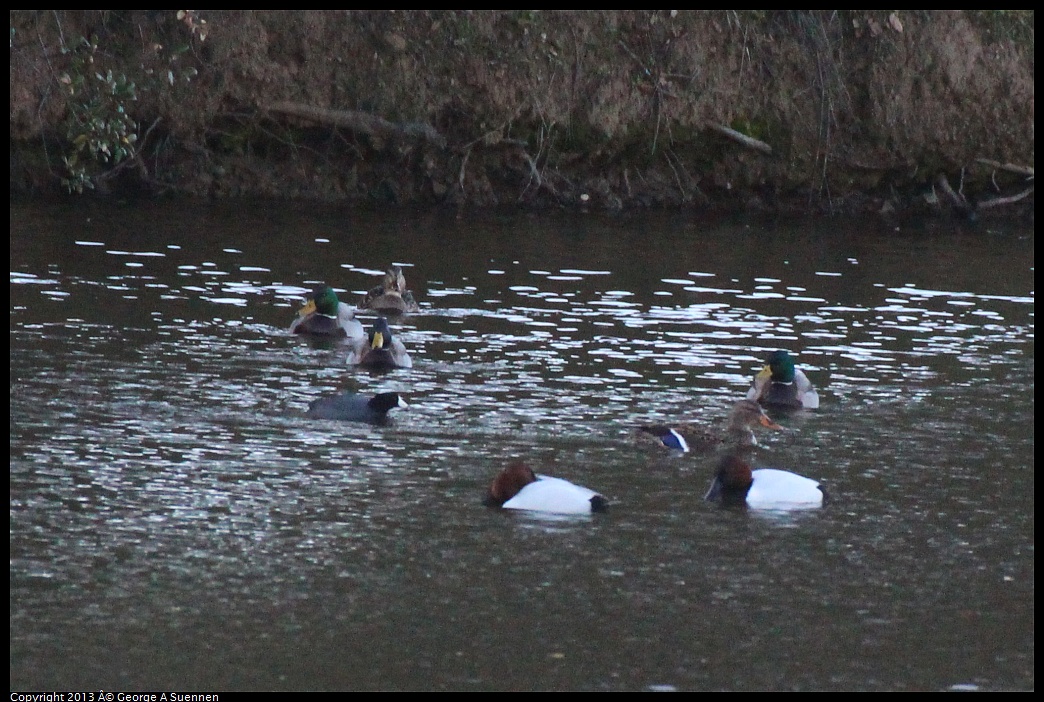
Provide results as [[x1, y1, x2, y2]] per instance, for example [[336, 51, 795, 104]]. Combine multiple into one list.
[[58, 34, 139, 193], [55, 12, 206, 193]]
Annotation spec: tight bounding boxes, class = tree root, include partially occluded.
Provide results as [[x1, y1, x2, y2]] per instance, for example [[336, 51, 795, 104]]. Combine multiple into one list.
[[937, 171, 1033, 215], [978, 187, 1033, 210], [974, 158, 1034, 178]]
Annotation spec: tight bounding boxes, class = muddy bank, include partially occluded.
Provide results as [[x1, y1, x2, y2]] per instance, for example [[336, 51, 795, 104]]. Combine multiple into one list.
[[8, 11, 1034, 220]]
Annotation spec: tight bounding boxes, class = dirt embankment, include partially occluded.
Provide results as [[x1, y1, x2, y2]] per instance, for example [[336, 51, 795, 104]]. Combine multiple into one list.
[[8, 10, 1035, 219]]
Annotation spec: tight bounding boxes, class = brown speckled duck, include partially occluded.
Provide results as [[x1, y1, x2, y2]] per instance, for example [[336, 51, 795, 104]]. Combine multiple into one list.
[[358, 266, 420, 315], [636, 399, 783, 453]]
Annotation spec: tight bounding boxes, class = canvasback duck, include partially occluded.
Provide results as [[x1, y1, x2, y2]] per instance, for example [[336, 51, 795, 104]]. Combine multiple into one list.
[[637, 399, 783, 452], [484, 461, 608, 514], [746, 350, 820, 409], [704, 452, 825, 509]]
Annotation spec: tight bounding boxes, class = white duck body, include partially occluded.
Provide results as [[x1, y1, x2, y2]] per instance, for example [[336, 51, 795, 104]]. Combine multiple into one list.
[[746, 468, 824, 509], [502, 475, 604, 515]]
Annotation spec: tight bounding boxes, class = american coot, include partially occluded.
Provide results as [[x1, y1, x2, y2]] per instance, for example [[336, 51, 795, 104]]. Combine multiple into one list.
[[637, 399, 783, 453], [484, 461, 608, 514], [289, 286, 365, 341], [358, 266, 420, 315], [704, 452, 825, 509], [305, 391, 408, 424], [746, 350, 820, 409], [348, 317, 413, 370]]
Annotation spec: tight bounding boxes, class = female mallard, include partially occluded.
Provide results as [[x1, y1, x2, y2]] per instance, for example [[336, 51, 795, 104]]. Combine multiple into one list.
[[358, 266, 420, 315], [637, 399, 783, 453], [289, 285, 365, 341], [348, 316, 413, 370], [484, 461, 608, 514], [746, 350, 819, 409], [704, 451, 825, 510]]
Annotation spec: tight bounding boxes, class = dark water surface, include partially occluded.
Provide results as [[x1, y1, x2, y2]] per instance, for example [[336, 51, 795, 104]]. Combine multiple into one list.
[[10, 199, 1034, 691]]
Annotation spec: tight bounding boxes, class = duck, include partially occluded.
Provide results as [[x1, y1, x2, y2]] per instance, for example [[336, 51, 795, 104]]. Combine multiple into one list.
[[288, 285, 365, 341], [637, 399, 783, 453], [746, 350, 820, 409], [347, 316, 413, 370], [484, 461, 608, 514], [358, 266, 421, 315], [704, 452, 825, 509], [305, 391, 408, 424]]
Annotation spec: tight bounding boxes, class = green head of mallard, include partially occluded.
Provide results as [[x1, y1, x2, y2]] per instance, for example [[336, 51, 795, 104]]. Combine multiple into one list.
[[764, 350, 797, 384], [301, 285, 341, 318]]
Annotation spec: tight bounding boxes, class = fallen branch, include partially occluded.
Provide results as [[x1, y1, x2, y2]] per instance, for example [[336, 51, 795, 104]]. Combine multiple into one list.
[[708, 124, 773, 155], [265, 102, 446, 148], [844, 157, 915, 171]]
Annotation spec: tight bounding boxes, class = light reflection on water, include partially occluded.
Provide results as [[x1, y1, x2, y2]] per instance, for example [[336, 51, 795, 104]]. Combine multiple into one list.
[[10, 201, 1034, 691]]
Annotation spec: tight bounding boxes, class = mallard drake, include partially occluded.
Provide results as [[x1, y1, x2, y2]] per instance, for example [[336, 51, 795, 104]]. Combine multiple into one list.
[[704, 452, 825, 509], [289, 286, 365, 341], [637, 399, 783, 453], [484, 461, 608, 514], [347, 316, 413, 370], [746, 350, 819, 409], [358, 266, 420, 315], [305, 391, 408, 424]]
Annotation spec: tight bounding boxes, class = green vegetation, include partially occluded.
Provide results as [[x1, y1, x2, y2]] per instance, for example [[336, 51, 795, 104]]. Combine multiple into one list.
[[14, 11, 206, 193], [58, 34, 139, 193]]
